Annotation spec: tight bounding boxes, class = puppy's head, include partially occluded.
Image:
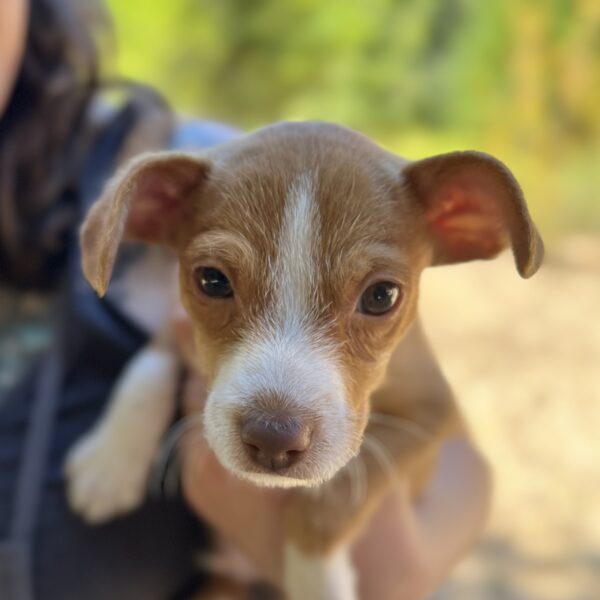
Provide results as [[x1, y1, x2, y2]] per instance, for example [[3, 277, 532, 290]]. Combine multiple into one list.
[[81, 122, 543, 487]]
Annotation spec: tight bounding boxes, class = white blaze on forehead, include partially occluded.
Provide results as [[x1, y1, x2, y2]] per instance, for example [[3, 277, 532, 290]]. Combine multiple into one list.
[[273, 172, 319, 320]]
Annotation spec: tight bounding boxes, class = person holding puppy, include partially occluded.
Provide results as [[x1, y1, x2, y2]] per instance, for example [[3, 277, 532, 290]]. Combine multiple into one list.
[[0, 1, 491, 598]]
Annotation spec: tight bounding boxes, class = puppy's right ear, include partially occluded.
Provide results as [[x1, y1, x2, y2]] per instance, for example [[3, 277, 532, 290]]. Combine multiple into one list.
[[404, 151, 544, 278], [80, 152, 209, 297]]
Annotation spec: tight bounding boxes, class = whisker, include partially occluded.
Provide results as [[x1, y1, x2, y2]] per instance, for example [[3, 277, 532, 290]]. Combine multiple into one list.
[[348, 456, 367, 508], [150, 413, 204, 496], [363, 434, 401, 488], [167, 427, 214, 497], [369, 412, 431, 442], [189, 430, 213, 477], [164, 452, 181, 497], [346, 460, 360, 508], [353, 453, 368, 507]]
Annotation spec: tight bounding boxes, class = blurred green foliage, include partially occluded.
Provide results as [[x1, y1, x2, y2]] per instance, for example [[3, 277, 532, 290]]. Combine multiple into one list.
[[107, 0, 600, 234]]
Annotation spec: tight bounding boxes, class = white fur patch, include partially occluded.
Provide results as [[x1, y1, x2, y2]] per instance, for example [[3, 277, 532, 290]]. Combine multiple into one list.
[[203, 173, 356, 487], [106, 247, 176, 335], [284, 544, 358, 600], [276, 172, 319, 319], [65, 344, 178, 522], [203, 323, 353, 487]]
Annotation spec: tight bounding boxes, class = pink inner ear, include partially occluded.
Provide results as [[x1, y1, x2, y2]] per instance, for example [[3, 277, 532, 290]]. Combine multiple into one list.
[[126, 191, 182, 242], [426, 179, 508, 262], [124, 165, 195, 244]]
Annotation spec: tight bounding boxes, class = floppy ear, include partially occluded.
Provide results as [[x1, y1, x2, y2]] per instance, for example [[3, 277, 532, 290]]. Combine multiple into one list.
[[80, 152, 209, 296], [403, 151, 544, 278]]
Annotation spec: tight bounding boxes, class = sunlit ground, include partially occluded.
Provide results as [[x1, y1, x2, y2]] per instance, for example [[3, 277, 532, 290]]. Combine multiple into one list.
[[421, 236, 600, 600]]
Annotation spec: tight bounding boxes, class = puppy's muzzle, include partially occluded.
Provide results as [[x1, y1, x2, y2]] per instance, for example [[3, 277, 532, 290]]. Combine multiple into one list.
[[241, 414, 313, 472]]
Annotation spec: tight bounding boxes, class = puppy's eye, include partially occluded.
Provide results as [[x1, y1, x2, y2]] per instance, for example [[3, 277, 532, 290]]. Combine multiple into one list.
[[359, 282, 401, 315], [194, 267, 233, 299]]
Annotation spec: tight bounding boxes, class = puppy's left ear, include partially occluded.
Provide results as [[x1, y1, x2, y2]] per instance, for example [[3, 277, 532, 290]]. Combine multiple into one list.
[[404, 151, 544, 278], [80, 152, 209, 296]]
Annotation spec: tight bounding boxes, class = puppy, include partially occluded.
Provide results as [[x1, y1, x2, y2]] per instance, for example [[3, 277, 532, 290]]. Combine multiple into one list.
[[65, 122, 543, 599]]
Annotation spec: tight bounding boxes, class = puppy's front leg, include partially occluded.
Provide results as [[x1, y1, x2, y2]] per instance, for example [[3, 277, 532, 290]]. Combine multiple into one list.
[[284, 543, 356, 600], [65, 331, 180, 523]]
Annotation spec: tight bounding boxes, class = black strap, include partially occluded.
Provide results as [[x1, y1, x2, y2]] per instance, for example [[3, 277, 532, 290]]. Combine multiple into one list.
[[10, 313, 63, 542], [4, 301, 64, 600], [0, 541, 34, 600]]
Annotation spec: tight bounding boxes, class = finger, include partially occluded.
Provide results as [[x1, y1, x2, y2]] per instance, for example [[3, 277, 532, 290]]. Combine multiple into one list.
[[181, 419, 288, 585], [414, 437, 492, 578], [182, 371, 208, 413], [171, 311, 196, 364], [352, 486, 429, 600]]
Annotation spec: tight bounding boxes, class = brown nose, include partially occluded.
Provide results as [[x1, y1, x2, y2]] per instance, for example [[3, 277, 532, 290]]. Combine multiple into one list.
[[241, 416, 312, 471]]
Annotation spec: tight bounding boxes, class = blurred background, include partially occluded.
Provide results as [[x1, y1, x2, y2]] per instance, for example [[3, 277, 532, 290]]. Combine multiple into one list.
[[107, 0, 600, 236], [110, 1, 599, 598]]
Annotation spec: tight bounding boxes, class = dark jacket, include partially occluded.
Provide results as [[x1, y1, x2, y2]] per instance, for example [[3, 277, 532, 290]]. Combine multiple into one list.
[[0, 105, 238, 600]]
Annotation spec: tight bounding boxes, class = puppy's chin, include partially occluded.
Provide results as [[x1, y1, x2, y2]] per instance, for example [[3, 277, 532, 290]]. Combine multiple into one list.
[[226, 468, 323, 489], [204, 434, 360, 490]]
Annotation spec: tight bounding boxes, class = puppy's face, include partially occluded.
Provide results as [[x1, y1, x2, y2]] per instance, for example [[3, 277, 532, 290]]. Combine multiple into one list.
[[81, 122, 543, 488], [177, 139, 428, 487]]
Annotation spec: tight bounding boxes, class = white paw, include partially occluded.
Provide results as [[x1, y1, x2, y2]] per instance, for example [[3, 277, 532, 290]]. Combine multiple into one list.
[[64, 427, 150, 523], [284, 544, 357, 600]]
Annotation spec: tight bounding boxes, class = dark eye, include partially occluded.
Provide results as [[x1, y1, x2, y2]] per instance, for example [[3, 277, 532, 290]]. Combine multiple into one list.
[[359, 282, 401, 315], [194, 267, 233, 298]]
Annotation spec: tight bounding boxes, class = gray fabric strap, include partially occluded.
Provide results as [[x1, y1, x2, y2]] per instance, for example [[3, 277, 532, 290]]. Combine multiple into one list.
[[0, 541, 35, 600], [11, 345, 62, 541], [7, 305, 64, 600]]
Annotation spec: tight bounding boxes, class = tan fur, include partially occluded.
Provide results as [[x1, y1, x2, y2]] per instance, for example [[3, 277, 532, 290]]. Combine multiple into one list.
[[74, 121, 543, 580]]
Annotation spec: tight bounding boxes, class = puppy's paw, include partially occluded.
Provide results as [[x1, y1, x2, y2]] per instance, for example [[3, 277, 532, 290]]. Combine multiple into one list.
[[64, 427, 149, 523], [284, 544, 357, 600]]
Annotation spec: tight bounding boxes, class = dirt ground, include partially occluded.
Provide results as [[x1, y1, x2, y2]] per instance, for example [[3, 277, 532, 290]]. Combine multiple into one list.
[[420, 236, 600, 600]]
